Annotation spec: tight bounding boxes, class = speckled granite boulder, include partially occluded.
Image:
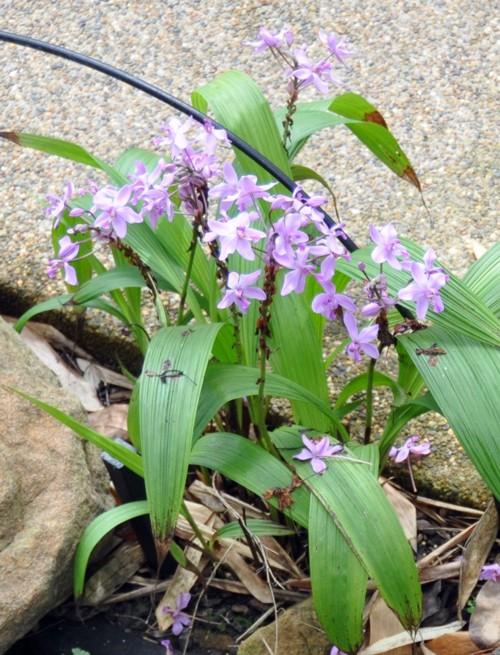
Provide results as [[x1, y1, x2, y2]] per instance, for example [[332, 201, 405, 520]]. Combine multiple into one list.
[[0, 318, 108, 654]]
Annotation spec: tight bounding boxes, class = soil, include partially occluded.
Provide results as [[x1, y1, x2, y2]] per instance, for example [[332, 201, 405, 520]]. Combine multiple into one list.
[[5, 588, 269, 655]]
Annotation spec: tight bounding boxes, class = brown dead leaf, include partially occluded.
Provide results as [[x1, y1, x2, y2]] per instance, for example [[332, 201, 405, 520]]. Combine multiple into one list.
[[469, 560, 500, 650], [424, 631, 480, 655], [87, 403, 129, 438], [365, 595, 413, 655], [401, 166, 422, 191], [216, 545, 274, 604], [382, 480, 417, 551], [458, 500, 498, 613], [359, 621, 464, 655], [467, 239, 488, 261], [82, 542, 145, 606]]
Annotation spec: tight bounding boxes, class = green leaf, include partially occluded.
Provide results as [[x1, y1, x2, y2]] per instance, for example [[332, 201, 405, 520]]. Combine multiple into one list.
[[193, 71, 331, 428], [272, 427, 422, 629], [74, 501, 149, 597], [400, 327, 500, 500], [334, 371, 407, 409], [310, 496, 367, 652], [71, 265, 147, 303], [274, 99, 357, 160], [328, 93, 421, 189], [291, 163, 336, 196], [8, 388, 144, 476], [462, 242, 500, 318], [0, 131, 123, 183], [193, 70, 291, 183], [14, 294, 74, 332], [195, 362, 349, 440], [309, 442, 378, 651], [190, 433, 310, 528], [139, 324, 225, 550], [337, 244, 500, 347], [215, 519, 294, 540]]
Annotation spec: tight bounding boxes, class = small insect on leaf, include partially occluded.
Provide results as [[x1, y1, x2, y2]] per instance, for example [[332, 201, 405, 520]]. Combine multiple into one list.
[[415, 343, 447, 365], [145, 359, 196, 384]]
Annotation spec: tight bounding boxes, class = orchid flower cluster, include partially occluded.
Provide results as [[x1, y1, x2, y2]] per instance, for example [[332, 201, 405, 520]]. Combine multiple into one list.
[[248, 25, 355, 94], [45, 26, 448, 365], [45, 111, 448, 363]]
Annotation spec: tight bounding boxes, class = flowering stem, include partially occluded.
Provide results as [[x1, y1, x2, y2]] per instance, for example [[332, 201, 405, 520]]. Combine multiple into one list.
[[177, 221, 200, 325], [364, 357, 376, 445], [406, 456, 417, 493]]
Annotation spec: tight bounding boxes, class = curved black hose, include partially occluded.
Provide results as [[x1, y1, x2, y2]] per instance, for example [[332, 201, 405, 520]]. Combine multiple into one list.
[[0, 30, 414, 319]]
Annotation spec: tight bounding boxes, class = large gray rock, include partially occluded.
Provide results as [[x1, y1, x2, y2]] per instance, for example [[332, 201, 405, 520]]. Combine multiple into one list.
[[0, 318, 108, 653]]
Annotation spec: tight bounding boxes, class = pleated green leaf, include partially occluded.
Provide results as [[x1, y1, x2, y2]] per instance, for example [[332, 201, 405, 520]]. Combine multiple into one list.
[[0, 131, 121, 181], [462, 242, 500, 318], [14, 294, 73, 332], [274, 99, 357, 160], [74, 501, 149, 598], [70, 265, 147, 303], [310, 495, 368, 652], [309, 442, 378, 652], [400, 326, 500, 500], [328, 93, 421, 189], [337, 244, 500, 347], [189, 433, 310, 528], [215, 519, 294, 540], [193, 70, 331, 428], [139, 324, 225, 551], [194, 362, 348, 440], [272, 427, 422, 629], [334, 371, 407, 409]]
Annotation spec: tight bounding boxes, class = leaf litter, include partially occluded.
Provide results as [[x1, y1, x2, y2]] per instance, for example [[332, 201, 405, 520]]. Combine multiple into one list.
[[6, 318, 500, 655]]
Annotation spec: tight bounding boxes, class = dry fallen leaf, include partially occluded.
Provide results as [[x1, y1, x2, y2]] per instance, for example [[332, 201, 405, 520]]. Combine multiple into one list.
[[458, 500, 498, 613], [382, 480, 417, 551], [424, 630, 481, 655], [365, 595, 413, 655], [469, 560, 500, 650]]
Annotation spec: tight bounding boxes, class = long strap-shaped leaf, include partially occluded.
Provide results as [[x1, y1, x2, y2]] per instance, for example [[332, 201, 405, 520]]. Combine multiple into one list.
[[272, 427, 422, 630], [401, 326, 500, 500], [139, 324, 225, 560]]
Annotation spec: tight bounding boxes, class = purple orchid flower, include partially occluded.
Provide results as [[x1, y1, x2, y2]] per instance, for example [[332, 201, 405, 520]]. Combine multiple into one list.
[[479, 563, 500, 582], [293, 434, 343, 474], [319, 30, 355, 67], [343, 312, 379, 362], [330, 646, 348, 655], [204, 211, 266, 261], [370, 223, 410, 270], [47, 235, 80, 286], [162, 592, 192, 636], [389, 435, 431, 463], [248, 26, 294, 54], [398, 261, 447, 320], [160, 639, 174, 654], [217, 270, 266, 314]]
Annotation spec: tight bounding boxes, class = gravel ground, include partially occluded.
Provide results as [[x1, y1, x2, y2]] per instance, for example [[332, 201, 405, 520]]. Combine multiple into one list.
[[0, 0, 497, 301]]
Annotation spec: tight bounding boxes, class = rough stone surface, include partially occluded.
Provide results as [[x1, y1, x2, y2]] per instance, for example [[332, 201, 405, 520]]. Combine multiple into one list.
[[0, 318, 108, 654], [238, 597, 331, 655]]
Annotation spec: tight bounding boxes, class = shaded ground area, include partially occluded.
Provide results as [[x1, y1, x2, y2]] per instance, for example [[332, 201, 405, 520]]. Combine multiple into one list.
[[6, 589, 269, 655]]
